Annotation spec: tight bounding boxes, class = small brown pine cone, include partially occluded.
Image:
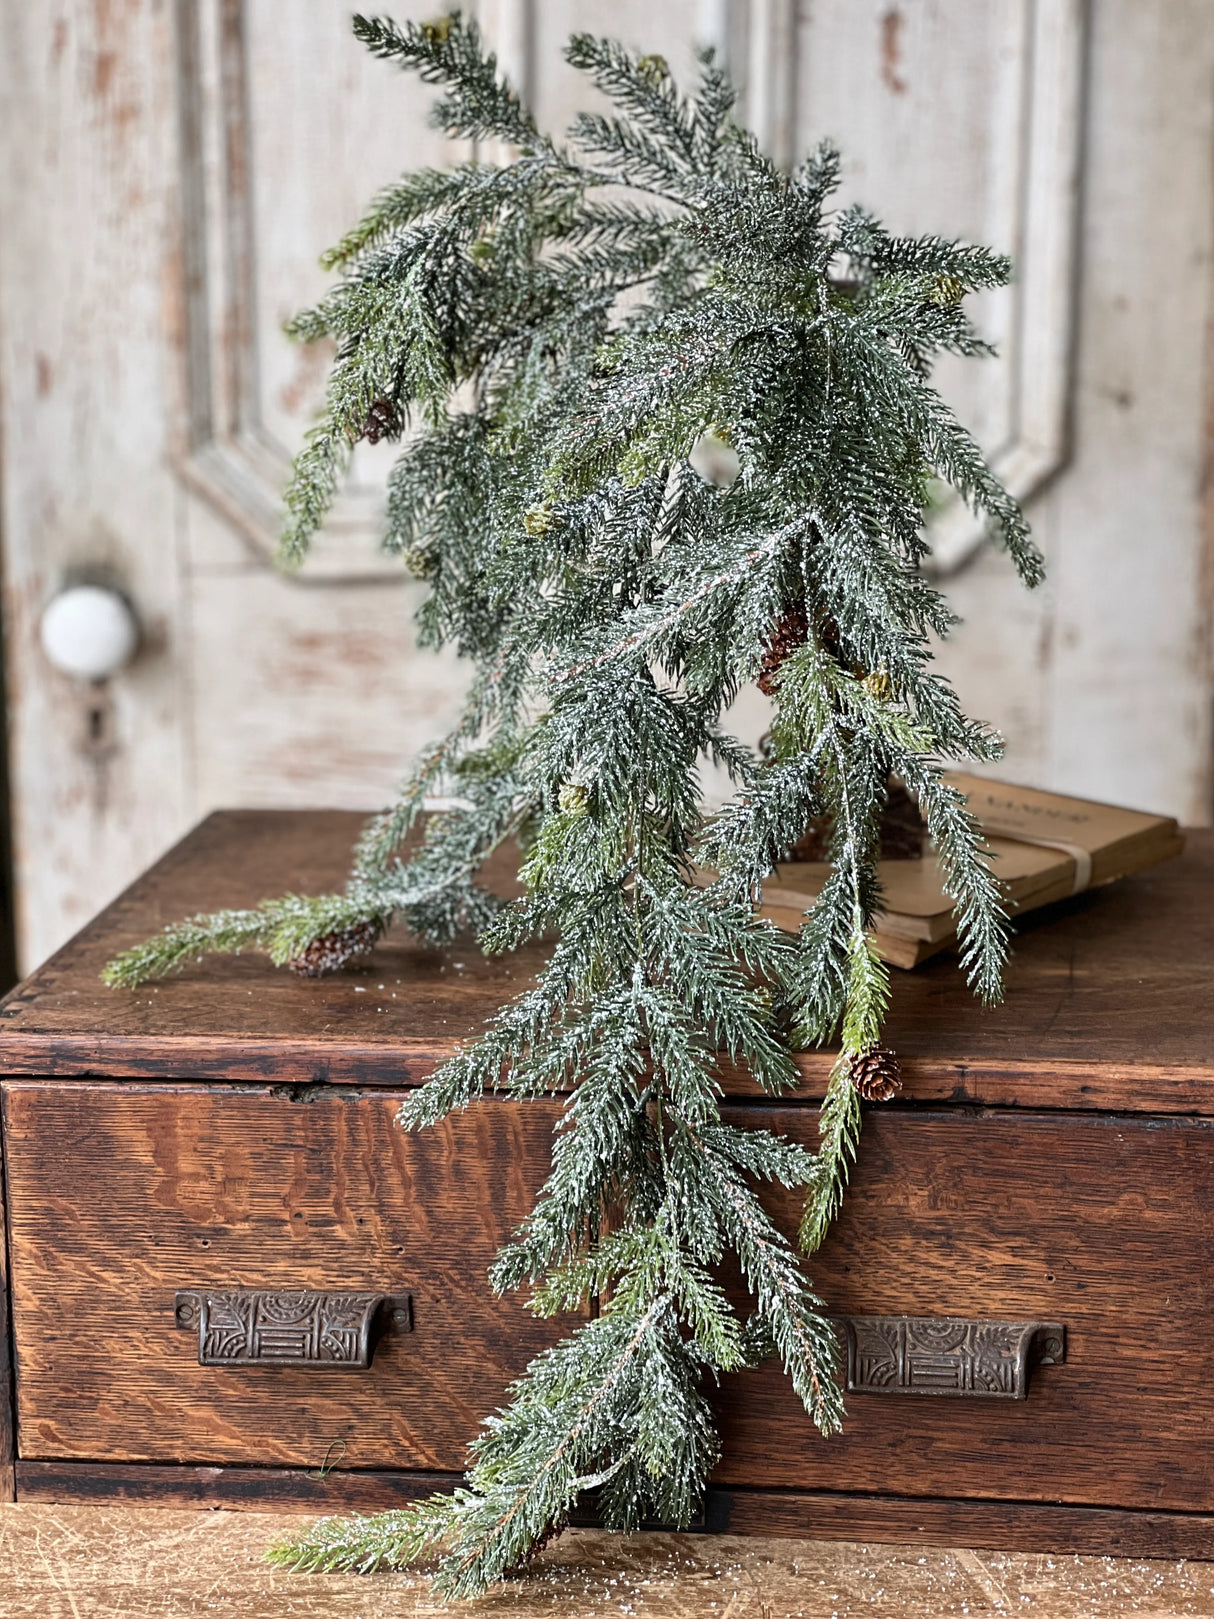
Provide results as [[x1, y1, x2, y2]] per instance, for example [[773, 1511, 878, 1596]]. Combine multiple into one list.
[[287, 920, 381, 978], [758, 599, 809, 695], [861, 668, 894, 702], [502, 1521, 565, 1578], [783, 782, 926, 864], [879, 781, 927, 861], [636, 53, 670, 84], [848, 1044, 903, 1102], [360, 397, 399, 444], [788, 813, 834, 862]]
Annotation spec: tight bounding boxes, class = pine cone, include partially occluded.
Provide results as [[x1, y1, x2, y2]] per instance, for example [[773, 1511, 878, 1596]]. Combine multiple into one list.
[[781, 781, 926, 864], [558, 781, 591, 816], [861, 668, 894, 701], [758, 599, 809, 695], [524, 502, 557, 536], [287, 920, 381, 978], [848, 1044, 903, 1102], [401, 543, 437, 580], [502, 1520, 565, 1578], [880, 782, 926, 861], [360, 398, 399, 444], [788, 814, 833, 862], [930, 272, 965, 307]]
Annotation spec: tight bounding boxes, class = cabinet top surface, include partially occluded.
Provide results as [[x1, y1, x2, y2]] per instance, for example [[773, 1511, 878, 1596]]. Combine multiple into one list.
[[0, 810, 1211, 1113]]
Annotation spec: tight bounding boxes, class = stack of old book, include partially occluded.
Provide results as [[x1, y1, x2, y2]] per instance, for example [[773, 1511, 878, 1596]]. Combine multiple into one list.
[[758, 774, 1185, 968]]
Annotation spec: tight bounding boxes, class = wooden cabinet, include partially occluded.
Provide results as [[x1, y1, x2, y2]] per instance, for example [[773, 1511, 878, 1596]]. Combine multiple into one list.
[[1, 811, 1212, 1557]]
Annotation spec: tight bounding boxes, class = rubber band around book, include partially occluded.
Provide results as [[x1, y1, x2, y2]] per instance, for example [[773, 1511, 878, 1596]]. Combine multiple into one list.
[[986, 832, 1093, 896]]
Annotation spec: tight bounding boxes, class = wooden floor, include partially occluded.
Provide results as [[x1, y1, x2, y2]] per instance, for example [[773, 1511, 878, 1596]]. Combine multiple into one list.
[[1, 1507, 1213, 1618]]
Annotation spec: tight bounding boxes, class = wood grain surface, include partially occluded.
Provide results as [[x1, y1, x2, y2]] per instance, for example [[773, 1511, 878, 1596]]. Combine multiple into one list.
[[0, 1125, 13, 1503], [711, 1489, 1214, 1562], [13, 1461, 458, 1513], [13, 1465, 1214, 1562], [2, 1083, 570, 1472], [714, 1106, 1214, 1513], [6, 1081, 1213, 1518], [2, 1503, 1213, 1619], [0, 811, 1213, 1113]]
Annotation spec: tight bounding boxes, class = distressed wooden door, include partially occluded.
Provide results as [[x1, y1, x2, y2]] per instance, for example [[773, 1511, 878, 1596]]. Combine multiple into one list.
[[1, 0, 1212, 970]]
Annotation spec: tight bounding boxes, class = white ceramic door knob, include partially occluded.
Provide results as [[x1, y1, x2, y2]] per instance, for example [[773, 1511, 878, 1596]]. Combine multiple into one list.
[[40, 585, 139, 681]]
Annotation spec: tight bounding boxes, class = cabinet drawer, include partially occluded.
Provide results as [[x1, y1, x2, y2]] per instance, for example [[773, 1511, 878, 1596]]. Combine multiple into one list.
[[718, 1106, 1214, 1513], [1, 1082, 566, 1472], [5, 1084, 1213, 1516]]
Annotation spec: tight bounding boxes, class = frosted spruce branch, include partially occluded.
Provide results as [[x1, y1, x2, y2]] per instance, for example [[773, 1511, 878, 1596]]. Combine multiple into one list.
[[109, 13, 1039, 1595]]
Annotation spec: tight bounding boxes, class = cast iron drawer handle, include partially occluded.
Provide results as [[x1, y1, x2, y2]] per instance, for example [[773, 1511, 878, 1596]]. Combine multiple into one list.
[[842, 1315, 1065, 1399], [174, 1289, 412, 1369]]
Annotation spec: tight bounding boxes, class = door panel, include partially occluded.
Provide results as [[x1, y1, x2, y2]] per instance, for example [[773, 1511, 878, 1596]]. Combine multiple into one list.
[[2, 1, 1212, 969]]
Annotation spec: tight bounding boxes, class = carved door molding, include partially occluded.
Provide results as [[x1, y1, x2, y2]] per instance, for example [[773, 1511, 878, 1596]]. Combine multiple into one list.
[[172, 0, 535, 582], [921, 0, 1086, 571], [171, 0, 1086, 581], [174, 0, 400, 581]]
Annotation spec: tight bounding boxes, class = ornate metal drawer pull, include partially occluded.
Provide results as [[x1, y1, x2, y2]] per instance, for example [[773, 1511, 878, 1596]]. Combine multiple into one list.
[[174, 1289, 412, 1369], [842, 1315, 1065, 1400]]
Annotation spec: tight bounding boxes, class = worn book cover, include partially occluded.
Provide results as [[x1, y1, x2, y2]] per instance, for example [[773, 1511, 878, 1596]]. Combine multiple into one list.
[[758, 775, 1185, 968]]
